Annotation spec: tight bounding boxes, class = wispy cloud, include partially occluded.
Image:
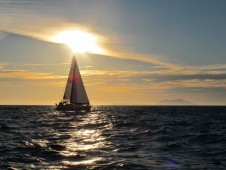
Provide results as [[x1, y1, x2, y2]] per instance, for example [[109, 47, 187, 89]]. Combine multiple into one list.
[[143, 79, 226, 90], [0, 63, 6, 69], [103, 49, 182, 70], [0, 0, 184, 70], [81, 64, 226, 76], [23, 63, 70, 66], [1, 1, 226, 77], [0, 69, 66, 80], [0, 0, 66, 39], [98, 86, 139, 94], [80, 63, 226, 91], [2, 62, 225, 89], [1, 63, 226, 105], [29, 81, 66, 87]]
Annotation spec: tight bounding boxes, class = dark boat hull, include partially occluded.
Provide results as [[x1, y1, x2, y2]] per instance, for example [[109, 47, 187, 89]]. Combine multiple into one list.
[[56, 103, 91, 112]]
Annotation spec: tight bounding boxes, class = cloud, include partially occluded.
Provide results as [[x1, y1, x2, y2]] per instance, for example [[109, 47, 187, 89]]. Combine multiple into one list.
[[29, 81, 66, 87], [1, 0, 226, 79], [79, 63, 226, 90], [80, 63, 226, 76], [0, 0, 184, 70], [157, 99, 195, 105], [0, 63, 5, 69], [103, 49, 182, 70], [81, 63, 226, 76], [99, 86, 138, 94], [0, 69, 66, 80], [23, 63, 70, 66], [156, 79, 226, 89], [185, 64, 226, 71], [1, 62, 226, 105]]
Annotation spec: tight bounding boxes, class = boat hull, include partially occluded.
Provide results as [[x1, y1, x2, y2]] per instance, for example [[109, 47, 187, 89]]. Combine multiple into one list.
[[56, 103, 91, 112]]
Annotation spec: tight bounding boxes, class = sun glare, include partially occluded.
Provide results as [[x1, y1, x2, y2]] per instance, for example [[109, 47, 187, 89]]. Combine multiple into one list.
[[52, 30, 103, 53]]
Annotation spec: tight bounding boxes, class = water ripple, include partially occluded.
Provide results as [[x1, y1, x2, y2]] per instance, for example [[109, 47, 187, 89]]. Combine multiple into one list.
[[0, 106, 226, 169]]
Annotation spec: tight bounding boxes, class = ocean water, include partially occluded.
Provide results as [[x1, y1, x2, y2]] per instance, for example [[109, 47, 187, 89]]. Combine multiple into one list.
[[0, 106, 226, 170]]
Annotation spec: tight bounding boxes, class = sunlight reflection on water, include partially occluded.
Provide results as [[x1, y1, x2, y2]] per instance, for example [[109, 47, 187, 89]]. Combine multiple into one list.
[[62, 157, 103, 166], [55, 111, 112, 167]]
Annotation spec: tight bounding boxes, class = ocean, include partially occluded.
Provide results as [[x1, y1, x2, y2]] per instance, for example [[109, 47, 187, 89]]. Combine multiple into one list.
[[0, 106, 225, 169]]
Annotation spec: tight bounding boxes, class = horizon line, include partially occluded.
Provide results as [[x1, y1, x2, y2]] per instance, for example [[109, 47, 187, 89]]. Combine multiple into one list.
[[0, 104, 225, 107]]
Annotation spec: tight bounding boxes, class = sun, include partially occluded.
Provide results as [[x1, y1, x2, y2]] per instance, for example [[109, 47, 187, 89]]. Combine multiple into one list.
[[51, 30, 103, 53]]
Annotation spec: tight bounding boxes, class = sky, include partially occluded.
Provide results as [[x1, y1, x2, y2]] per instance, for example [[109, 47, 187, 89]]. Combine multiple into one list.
[[0, 0, 226, 105]]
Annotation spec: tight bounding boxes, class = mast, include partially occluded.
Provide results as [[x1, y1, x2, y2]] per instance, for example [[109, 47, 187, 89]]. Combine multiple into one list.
[[70, 55, 76, 103]]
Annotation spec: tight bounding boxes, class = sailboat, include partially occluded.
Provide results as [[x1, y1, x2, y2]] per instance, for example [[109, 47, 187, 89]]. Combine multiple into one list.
[[56, 55, 91, 111]]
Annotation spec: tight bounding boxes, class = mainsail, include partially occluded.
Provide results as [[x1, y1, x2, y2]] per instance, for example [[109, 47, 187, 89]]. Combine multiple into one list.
[[63, 55, 89, 104]]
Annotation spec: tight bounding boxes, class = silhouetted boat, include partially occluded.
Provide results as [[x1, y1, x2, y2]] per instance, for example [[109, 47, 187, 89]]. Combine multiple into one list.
[[56, 55, 91, 111]]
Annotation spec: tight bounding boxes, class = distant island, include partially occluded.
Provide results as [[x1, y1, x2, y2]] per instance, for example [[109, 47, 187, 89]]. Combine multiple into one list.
[[157, 99, 195, 106]]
